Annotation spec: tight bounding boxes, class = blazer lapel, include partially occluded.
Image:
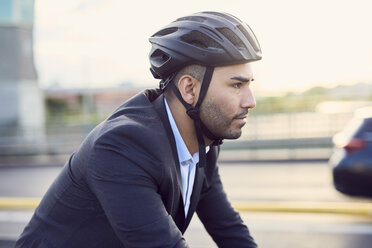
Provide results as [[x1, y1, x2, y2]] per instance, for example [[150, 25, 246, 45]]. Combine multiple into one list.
[[184, 163, 205, 229], [152, 95, 183, 200], [184, 146, 218, 229]]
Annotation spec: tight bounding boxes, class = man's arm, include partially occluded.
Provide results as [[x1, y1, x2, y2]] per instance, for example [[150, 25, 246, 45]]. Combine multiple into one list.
[[196, 165, 257, 248], [85, 131, 189, 248]]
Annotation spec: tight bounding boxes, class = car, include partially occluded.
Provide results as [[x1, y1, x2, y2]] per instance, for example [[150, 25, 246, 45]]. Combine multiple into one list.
[[329, 106, 372, 198]]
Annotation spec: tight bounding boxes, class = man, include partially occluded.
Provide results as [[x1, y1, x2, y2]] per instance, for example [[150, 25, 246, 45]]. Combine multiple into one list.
[[16, 11, 262, 247]]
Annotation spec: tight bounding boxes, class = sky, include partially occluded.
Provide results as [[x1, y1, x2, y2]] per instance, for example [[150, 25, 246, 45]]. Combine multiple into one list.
[[33, 0, 372, 95]]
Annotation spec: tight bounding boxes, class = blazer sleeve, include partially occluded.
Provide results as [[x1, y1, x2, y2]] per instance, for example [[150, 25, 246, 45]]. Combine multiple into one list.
[[85, 130, 189, 248], [196, 165, 257, 248]]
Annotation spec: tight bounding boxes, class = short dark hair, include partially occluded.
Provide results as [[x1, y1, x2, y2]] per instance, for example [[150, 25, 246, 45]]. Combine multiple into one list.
[[173, 64, 206, 86], [164, 64, 206, 99]]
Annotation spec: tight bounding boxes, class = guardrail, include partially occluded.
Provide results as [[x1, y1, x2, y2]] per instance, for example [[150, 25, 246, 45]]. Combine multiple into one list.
[[0, 111, 353, 161]]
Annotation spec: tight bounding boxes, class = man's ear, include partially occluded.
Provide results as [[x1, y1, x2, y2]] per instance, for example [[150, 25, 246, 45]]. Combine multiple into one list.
[[177, 75, 200, 105]]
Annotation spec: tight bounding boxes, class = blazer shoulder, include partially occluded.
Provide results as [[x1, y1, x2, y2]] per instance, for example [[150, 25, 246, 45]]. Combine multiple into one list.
[[84, 91, 170, 161]]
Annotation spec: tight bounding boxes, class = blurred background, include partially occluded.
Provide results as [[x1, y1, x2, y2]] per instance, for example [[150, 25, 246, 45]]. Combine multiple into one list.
[[0, 0, 372, 247], [1, 0, 372, 162]]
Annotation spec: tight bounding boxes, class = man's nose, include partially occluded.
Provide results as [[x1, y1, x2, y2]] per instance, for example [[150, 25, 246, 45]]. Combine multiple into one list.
[[241, 87, 256, 109]]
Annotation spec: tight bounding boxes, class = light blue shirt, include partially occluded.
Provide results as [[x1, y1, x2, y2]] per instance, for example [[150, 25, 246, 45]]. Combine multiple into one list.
[[164, 98, 208, 217]]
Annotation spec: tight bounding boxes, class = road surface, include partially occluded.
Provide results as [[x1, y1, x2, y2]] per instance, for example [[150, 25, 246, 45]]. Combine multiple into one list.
[[0, 162, 371, 247]]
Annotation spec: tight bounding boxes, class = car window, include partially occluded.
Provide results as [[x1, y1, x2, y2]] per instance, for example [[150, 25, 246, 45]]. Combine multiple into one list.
[[340, 117, 364, 140], [333, 117, 364, 147], [361, 118, 372, 141], [360, 118, 372, 131]]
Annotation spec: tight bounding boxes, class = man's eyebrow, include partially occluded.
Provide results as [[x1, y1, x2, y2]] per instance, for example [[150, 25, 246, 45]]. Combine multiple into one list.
[[230, 76, 253, 82]]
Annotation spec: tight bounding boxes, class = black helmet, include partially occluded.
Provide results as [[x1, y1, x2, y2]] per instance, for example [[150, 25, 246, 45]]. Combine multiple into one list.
[[149, 11, 262, 85]]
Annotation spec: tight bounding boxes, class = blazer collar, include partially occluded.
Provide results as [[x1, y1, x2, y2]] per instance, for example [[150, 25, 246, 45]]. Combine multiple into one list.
[[152, 94, 183, 193]]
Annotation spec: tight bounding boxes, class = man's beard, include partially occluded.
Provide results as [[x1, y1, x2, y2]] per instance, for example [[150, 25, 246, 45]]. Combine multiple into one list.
[[199, 98, 248, 140]]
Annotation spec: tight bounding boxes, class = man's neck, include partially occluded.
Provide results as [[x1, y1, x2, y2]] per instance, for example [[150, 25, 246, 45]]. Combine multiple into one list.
[[165, 96, 211, 155]]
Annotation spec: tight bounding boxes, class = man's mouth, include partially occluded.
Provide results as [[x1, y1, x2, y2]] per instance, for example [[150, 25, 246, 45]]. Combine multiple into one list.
[[233, 110, 248, 119], [235, 114, 247, 119]]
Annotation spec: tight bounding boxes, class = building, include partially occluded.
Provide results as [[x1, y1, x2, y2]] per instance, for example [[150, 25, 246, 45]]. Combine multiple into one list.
[[0, 0, 44, 142]]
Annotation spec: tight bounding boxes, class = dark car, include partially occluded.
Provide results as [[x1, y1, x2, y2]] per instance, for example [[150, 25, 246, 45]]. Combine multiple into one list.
[[329, 106, 372, 198]]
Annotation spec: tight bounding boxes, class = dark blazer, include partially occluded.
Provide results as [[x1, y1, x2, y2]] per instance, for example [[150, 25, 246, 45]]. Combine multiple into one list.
[[15, 89, 256, 248]]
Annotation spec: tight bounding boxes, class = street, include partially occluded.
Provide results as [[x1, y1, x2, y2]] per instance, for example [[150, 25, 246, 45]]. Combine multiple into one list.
[[1, 161, 372, 247]]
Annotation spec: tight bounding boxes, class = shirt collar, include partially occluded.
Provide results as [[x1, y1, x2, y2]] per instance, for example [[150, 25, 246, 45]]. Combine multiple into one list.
[[164, 98, 194, 165]]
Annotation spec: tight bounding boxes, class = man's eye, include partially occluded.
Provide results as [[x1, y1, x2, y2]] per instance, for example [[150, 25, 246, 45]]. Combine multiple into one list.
[[233, 83, 242, 89]]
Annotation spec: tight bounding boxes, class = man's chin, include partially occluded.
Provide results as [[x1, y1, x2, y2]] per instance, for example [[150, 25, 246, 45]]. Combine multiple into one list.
[[224, 130, 242, 140]]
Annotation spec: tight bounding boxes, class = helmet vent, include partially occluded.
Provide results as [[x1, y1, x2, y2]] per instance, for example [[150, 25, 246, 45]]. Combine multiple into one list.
[[217, 27, 245, 50], [150, 49, 170, 67], [181, 30, 222, 50], [152, 27, 178, 37], [175, 16, 206, 23], [237, 24, 260, 52]]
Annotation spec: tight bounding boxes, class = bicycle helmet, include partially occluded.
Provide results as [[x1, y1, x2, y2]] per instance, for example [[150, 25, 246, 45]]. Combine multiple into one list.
[[149, 11, 262, 83], [148, 11, 262, 167]]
